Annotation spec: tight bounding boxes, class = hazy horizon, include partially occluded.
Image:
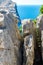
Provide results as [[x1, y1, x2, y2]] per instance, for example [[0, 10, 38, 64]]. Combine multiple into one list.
[[12, 0, 43, 5]]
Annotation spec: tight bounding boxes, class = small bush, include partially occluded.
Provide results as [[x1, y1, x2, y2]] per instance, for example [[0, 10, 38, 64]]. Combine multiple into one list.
[[40, 5, 43, 14]]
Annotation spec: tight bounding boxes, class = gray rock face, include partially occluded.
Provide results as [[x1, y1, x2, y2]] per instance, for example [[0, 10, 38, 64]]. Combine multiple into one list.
[[23, 35, 34, 65], [41, 31, 43, 60], [21, 19, 33, 36], [37, 15, 43, 60], [22, 19, 34, 65], [0, 0, 12, 7], [0, 10, 21, 65], [0, 29, 15, 65]]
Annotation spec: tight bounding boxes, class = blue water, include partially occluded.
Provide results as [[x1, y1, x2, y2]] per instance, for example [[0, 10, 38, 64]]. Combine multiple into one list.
[[17, 5, 41, 20]]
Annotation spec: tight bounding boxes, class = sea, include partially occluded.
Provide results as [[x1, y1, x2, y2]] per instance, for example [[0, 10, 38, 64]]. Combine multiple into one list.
[[17, 5, 41, 26], [17, 5, 41, 20]]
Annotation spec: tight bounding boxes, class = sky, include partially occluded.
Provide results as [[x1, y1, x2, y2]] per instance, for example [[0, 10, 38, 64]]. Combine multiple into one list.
[[12, 0, 43, 5]]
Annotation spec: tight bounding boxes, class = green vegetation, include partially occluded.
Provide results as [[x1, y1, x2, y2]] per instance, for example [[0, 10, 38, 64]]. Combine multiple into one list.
[[18, 25, 22, 33], [40, 5, 43, 14], [33, 19, 37, 26], [33, 19, 36, 24]]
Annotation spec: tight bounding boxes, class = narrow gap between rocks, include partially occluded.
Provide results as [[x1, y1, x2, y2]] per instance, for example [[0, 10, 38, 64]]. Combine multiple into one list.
[[20, 40, 24, 65]]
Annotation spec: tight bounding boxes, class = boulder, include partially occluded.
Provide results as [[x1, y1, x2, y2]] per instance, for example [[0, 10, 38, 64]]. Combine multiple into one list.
[[0, 2, 22, 65]]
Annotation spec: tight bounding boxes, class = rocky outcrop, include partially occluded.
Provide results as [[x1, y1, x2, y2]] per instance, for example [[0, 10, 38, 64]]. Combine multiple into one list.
[[23, 35, 34, 65], [22, 19, 34, 65], [21, 19, 33, 37], [0, 12, 22, 65], [33, 28, 42, 65], [0, 1, 43, 65], [0, 1, 22, 65], [36, 15, 43, 61]]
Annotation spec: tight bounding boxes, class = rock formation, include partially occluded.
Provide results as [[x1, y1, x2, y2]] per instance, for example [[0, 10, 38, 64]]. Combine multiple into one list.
[[21, 19, 33, 36], [36, 15, 43, 61], [22, 19, 34, 65], [33, 15, 43, 65], [0, 1, 22, 65], [0, 1, 43, 65]]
